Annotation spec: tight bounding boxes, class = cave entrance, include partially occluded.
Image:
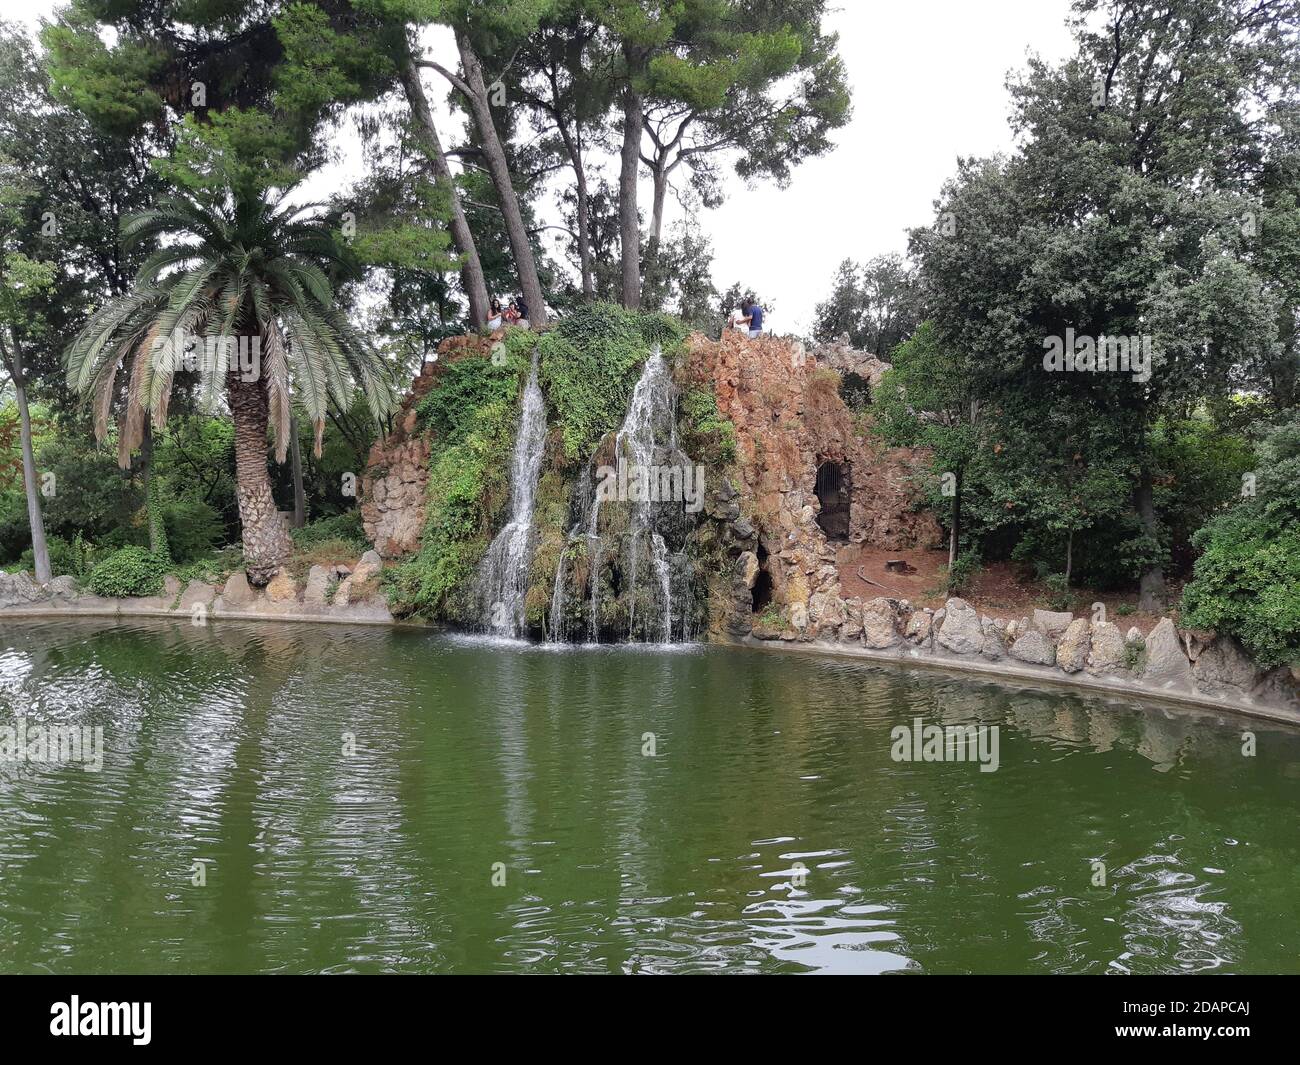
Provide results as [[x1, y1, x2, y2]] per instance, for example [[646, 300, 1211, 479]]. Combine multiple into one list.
[[751, 542, 773, 612], [814, 460, 851, 541]]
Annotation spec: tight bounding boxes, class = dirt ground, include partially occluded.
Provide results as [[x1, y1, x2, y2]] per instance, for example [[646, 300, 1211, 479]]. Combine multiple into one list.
[[836, 544, 1172, 636]]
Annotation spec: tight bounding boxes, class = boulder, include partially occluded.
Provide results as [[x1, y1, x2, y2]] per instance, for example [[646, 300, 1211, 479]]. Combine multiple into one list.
[[904, 610, 933, 646], [737, 551, 760, 590], [936, 597, 984, 655], [48, 575, 79, 601], [163, 574, 183, 599], [1141, 618, 1193, 688], [980, 616, 1006, 660], [178, 580, 216, 611], [221, 570, 257, 608], [1086, 620, 1127, 676], [265, 571, 298, 603], [1193, 636, 1262, 697], [1056, 618, 1091, 674], [0, 571, 44, 607], [1126, 627, 1144, 646], [861, 597, 899, 648], [1032, 609, 1074, 640], [1010, 629, 1056, 666], [334, 576, 354, 608], [303, 565, 333, 605], [352, 549, 383, 584]]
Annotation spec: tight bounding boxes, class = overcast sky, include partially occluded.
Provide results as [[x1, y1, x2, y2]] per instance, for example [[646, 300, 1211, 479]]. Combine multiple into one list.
[[12, 0, 1077, 337]]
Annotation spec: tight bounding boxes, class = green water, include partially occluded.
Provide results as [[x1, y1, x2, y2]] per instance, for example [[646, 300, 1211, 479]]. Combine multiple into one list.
[[1, 617, 1297, 975]]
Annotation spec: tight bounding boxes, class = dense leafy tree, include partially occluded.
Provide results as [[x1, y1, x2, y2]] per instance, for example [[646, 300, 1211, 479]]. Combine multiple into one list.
[[812, 254, 921, 355]]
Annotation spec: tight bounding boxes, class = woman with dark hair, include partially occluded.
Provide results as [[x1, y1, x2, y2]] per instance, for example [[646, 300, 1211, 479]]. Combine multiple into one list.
[[487, 298, 504, 330]]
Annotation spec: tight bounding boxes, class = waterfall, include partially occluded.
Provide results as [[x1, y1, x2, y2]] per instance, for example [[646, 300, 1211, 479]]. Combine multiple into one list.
[[475, 354, 547, 636], [553, 347, 691, 643]]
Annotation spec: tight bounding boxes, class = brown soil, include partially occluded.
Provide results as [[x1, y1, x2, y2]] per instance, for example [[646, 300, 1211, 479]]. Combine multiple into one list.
[[836, 544, 1173, 636]]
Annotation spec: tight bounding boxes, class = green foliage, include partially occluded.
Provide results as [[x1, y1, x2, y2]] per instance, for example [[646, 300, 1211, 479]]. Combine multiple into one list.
[[1181, 415, 1300, 668], [291, 510, 366, 550], [1043, 573, 1072, 611], [19, 532, 101, 580], [680, 386, 737, 466], [386, 397, 516, 618], [945, 550, 981, 595], [86, 545, 166, 598], [538, 303, 668, 460], [161, 498, 224, 562], [416, 354, 525, 441]]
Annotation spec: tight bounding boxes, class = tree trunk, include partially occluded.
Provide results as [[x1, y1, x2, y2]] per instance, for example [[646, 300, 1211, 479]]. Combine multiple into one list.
[[399, 50, 490, 329], [454, 31, 548, 328], [141, 423, 170, 559], [1136, 462, 1166, 612], [228, 372, 291, 585], [2, 335, 51, 584], [640, 162, 670, 308], [289, 415, 306, 529], [556, 117, 594, 298], [619, 48, 644, 310]]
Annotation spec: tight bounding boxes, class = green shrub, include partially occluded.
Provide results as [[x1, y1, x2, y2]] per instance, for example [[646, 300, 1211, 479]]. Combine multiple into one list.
[[386, 398, 516, 617], [19, 533, 101, 580], [415, 353, 525, 442], [86, 546, 166, 598], [945, 550, 981, 595], [681, 387, 737, 465], [1044, 572, 1072, 610], [162, 499, 225, 562], [291, 510, 366, 550], [538, 303, 658, 460], [1181, 415, 1300, 668]]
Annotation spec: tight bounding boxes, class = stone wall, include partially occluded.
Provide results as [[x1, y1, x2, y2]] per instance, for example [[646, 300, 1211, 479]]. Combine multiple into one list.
[[741, 593, 1300, 720], [682, 330, 941, 637]]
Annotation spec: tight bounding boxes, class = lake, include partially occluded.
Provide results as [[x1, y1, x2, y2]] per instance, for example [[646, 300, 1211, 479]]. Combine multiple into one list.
[[1, 617, 1296, 974]]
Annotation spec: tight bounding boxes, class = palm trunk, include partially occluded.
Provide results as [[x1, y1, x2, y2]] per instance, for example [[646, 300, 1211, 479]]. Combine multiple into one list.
[[289, 415, 306, 529], [399, 50, 490, 328], [2, 334, 51, 584], [454, 31, 548, 328], [228, 372, 291, 585]]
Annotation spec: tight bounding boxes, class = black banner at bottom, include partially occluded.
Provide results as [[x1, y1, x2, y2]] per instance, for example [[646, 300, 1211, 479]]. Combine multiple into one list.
[[0, 975, 1285, 1051]]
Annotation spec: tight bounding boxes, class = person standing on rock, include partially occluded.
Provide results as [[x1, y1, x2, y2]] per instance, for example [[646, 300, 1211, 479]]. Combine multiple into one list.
[[734, 297, 764, 339]]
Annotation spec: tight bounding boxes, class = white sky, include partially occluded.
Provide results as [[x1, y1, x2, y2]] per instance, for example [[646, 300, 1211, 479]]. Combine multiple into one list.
[[10, 0, 1077, 336]]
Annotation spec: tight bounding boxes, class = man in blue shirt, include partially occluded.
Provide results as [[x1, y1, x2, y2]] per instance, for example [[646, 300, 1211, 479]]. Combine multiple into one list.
[[736, 298, 764, 338]]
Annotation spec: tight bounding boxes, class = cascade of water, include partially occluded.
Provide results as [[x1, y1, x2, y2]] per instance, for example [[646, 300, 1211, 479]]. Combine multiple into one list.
[[475, 354, 547, 636]]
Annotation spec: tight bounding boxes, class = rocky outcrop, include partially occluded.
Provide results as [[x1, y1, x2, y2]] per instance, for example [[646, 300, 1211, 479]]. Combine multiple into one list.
[[360, 335, 496, 559], [0, 570, 44, 607], [809, 335, 892, 388], [683, 330, 940, 642]]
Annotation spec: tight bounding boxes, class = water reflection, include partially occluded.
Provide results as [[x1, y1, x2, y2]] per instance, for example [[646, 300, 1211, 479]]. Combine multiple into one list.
[[0, 618, 1296, 974]]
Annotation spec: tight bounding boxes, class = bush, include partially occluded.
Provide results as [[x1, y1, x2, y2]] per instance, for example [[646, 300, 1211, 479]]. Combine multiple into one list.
[[291, 510, 366, 550], [944, 550, 981, 595], [1181, 415, 1300, 668], [86, 546, 166, 598], [1044, 573, 1072, 610], [162, 499, 224, 562], [416, 353, 525, 442], [680, 387, 737, 466], [18, 534, 101, 580], [538, 303, 664, 460]]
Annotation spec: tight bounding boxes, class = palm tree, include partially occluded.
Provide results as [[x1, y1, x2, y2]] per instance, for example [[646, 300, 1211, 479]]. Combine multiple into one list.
[[65, 181, 395, 584]]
